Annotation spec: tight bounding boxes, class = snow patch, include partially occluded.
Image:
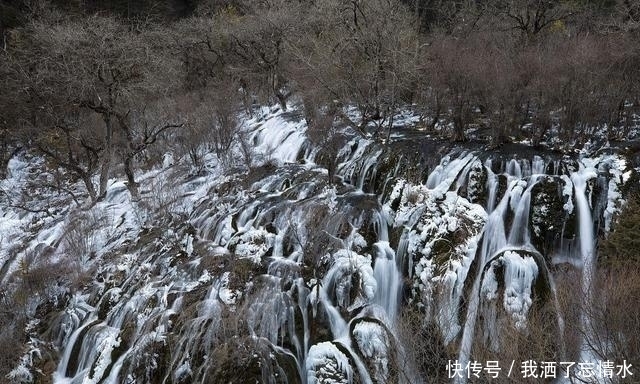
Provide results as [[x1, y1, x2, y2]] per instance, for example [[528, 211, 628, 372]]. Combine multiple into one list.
[[306, 342, 352, 384]]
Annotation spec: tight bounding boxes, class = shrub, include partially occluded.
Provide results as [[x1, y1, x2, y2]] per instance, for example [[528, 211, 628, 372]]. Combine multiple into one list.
[[599, 193, 640, 268]]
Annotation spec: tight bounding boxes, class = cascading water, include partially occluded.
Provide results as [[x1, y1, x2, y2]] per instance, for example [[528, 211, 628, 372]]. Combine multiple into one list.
[[40, 109, 630, 384], [372, 210, 401, 320], [372, 242, 400, 320], [571, 164, 599, 371]]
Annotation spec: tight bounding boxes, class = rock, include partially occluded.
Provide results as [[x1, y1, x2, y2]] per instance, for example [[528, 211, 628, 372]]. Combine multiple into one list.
[[529, 176, 567, 257]]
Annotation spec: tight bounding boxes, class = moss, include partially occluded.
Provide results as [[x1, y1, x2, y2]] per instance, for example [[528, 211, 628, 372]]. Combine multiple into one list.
[[96, 294, 115, 320], [135, 226, 164, 251], [587, 177, 601, 209], [388, 226, 404, 254], [427, 216, 477, 277], [619, 167, 639, 196], [206, 338, 294, 384], [344, 194, 380, 212], [372, 150, 406, 196], [197, 253, 229, 276], [30, 339, 59, 383], [168, 249, 190, 268], [228, 257, 266, 291], [529, 176, 566, 258], [395, 307, 454, 381], [495, 174, 508, 206], [172, 285, 210, 330], [599, 193, 640, 268], [356, 217, 378, 256], [280, 170, 326, 200], [466, 162, 488, 206], [431, 238, 454, 271], [121, 340, 169, 384]]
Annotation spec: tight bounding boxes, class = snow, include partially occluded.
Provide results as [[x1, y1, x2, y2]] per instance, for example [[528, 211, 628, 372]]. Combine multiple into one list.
[[162, 153, 174, 168], [501, 251, 538, 329], [1, 104, 636, 384], [7, 363, 33, 383], [182, 233, 194, 256], [561, 175, 574, 213], [197, 269, 212, 284], [83, 329, 121, 384], [601, 155, 629, 233], [323, 249, 377, 310], [245, 110, 310, 165], [480, 266, 499, 301], [604, 179, 620, 233], [218, 271, 239, 305], [388, 177, 486, 345], [0, 155, 42, 283], [387, 178, 406, 207], [466, 160, 484, 203], [6, 334, 44, 384], [352, 321, 390, 383], [174, 360, 192, 381], [351, 232, 367, 250], [306, 342, 353, 384], [229, 227, 275, 263]]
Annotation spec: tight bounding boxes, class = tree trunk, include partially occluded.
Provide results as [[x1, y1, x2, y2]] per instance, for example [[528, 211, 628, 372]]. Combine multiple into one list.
[[452, 94, 467, 142], [302, 96, 318, 129], [275, 91, 288, 111], [273, 71, 289, 111], [98, 115, 114, 200], [123, 155, 140, 201], [386, 110, 394, 145], [452, 110, 466, 142], [430, 95, 441, 132], [81, 174, 98, 204]]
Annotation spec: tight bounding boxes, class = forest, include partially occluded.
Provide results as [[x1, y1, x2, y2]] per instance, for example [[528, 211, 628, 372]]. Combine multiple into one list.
[[1, 1, 640, 383], [2, 0, 640, 197]]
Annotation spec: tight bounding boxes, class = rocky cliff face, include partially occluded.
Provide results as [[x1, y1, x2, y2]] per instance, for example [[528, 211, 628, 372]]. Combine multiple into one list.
[[0, 107, 634, 384]]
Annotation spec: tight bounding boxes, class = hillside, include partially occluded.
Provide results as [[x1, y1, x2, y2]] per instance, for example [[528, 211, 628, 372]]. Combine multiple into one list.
[[0, 106, 638, 383], [2, 1, 640, 383]]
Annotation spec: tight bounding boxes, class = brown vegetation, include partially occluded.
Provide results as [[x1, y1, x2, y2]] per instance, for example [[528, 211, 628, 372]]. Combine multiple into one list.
[[2, 0, 640, 204], [1, 1, 640, 381]]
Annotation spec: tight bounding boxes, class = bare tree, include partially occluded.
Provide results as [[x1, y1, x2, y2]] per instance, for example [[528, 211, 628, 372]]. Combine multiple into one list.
[[212, 0, 304, 111], [170, 80, 244, 171], [484, 0, 579, 39], [5, 14, 182, 202], [425, 35, 477, 142], [288, 0, 421, 140]]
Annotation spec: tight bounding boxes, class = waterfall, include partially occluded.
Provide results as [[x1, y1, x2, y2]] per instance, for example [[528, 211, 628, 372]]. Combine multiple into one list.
[[485, 167, 499, 212], [54, 315, 97, 381], [571, 165, 598, 365], [372, 242, 400, 321], [372, 210, 401, 321], [456, 182, 511, 382], [508, 176, 539, 246], [43, 109, 628, 384]]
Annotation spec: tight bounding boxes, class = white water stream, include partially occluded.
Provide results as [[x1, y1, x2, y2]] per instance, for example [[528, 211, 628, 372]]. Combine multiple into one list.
[[46, 113, 621, 384]]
